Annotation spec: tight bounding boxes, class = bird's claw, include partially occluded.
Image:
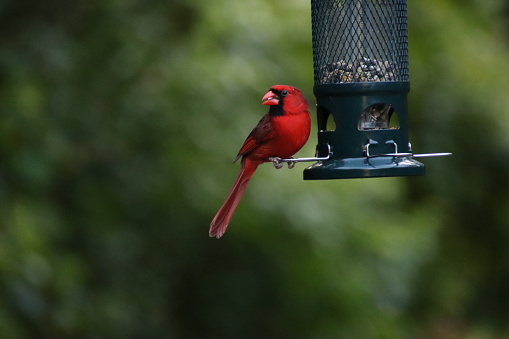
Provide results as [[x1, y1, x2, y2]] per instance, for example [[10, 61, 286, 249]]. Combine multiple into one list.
[[268, 157, 297, 169], [268, 157, 284, 169]]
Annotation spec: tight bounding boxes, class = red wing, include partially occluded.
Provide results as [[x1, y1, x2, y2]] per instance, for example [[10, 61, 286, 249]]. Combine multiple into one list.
[[234, 114, 275, 162]]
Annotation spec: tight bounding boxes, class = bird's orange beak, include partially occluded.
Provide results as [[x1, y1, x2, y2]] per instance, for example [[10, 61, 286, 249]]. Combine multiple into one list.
[[262, 90, 279, 106]]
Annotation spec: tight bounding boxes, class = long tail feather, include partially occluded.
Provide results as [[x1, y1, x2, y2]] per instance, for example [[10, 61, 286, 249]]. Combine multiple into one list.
[[209, 159, 258, 238]]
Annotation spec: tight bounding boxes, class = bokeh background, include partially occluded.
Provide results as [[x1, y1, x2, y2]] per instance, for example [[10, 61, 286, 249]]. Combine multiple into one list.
[[1, 0, 509, 337]]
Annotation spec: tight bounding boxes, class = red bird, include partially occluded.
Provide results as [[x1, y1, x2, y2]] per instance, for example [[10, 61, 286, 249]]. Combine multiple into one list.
[[209, 85, 311, 238]]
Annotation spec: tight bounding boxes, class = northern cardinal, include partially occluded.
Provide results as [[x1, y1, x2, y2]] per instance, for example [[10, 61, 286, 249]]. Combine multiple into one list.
[[209, 85, 311, 238]]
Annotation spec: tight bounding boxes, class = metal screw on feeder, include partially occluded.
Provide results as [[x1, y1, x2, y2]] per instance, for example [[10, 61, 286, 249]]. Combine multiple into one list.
[[276, 0, 450, 179]]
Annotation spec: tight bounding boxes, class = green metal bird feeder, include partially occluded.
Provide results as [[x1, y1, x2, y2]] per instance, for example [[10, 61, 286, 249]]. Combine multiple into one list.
[[289, 0, 449, 180]]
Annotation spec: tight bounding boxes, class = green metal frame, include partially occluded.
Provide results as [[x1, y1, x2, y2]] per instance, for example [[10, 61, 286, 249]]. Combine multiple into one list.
[[303, 82, 425, 180]]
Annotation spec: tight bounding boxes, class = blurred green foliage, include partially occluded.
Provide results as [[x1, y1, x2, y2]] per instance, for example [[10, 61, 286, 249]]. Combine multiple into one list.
[[0, 0, 508, 337]]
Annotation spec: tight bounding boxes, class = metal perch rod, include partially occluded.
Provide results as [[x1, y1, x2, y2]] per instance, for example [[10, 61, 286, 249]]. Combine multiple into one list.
[[276, 152, 451, 163]]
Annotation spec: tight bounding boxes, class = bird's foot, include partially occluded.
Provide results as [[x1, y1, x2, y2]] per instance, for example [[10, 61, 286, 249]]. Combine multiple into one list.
[[268, 157, 284, 169], [268, 157, 297, 169], [286, 158, 296, 169]]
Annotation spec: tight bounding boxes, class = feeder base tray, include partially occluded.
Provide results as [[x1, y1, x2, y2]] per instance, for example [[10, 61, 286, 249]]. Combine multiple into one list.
[[303, 156, 425, 180]]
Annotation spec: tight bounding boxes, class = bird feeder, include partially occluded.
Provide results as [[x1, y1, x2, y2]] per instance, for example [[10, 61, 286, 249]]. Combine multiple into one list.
[[300, 0, 444, 180]]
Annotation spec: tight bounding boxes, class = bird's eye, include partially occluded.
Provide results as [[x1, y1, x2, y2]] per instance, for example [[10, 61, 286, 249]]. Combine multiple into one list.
[[281, 90, 288, 96]]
